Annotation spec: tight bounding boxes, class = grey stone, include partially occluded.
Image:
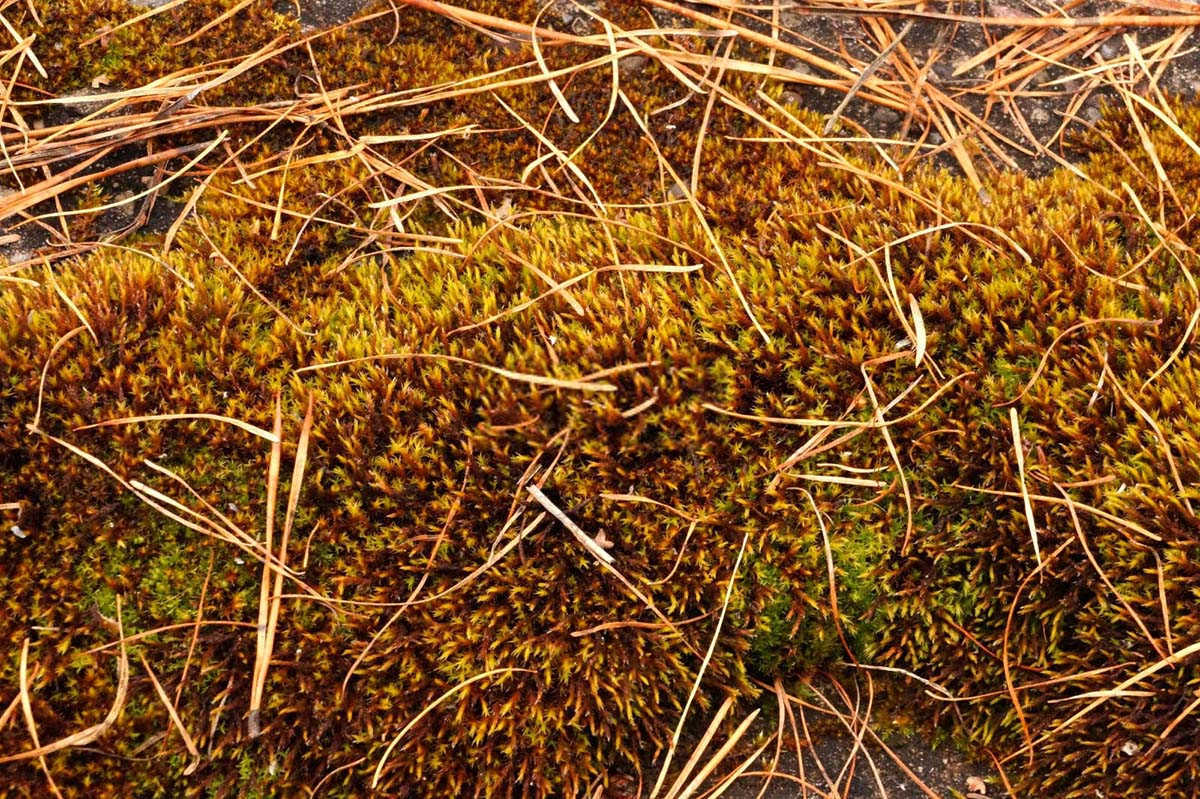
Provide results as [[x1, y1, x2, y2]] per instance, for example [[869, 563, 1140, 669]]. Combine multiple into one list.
[[1099, 38, 1123, 61], [784, 58, 815, 77], [618, 54, 649, 76], [58, 89, 109, 117], [1166, 69, 1198, 97], [872, 106, 902, 126], [1057, 77, 1081, 94], [780, 90, 805, 107]]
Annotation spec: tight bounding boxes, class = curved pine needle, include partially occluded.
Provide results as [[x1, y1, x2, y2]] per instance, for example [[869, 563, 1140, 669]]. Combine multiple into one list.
[[295, 352, 617, 392], [75, 413, 279, 443], [0, 598, 130, 765], [372, 667, 535, 787]]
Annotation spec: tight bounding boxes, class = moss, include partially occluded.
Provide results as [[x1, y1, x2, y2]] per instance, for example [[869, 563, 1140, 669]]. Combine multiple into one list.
[[745, 561, 794, 677], [4, 1, 1200, 797]]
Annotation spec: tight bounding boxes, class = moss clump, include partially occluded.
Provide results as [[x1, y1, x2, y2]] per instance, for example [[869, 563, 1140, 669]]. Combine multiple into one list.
[[3, 1, 1200, 798]]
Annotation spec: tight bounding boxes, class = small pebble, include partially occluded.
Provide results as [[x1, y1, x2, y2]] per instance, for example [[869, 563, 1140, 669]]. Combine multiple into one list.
[[785, 59, 815, 77], [59, 89, 108, 117], [618, 54, 648, 76], [11, 524, 26, 539], [872, 106, 902, 126], [1081, 105, 1102, 123]]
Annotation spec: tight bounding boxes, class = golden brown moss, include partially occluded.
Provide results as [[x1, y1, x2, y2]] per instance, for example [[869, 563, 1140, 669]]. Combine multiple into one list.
[[4, 1, 1200, 798]]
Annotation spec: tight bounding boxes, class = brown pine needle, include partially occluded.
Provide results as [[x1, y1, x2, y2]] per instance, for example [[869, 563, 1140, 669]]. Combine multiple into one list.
[[18, 641, 64, 799], [372, 668, 535, 787], [0, 597, 130, 765], [296, 351, 617, 392], [650, 531, 750, 798], [257, 393, 315, 737], [248, 394, 283, 738], [660, 696, 735, 799], [139, 653, 201, 775], [674, 708, 762, 799], [1009, 408, 1041, 568], [824, 20, 914, 135], [526, 483, 615, 565], [1142, 305, 1200, 391], [75, 412, 279, 443], [1055, 484, 1168, 665], [172, 0, 257, 46]]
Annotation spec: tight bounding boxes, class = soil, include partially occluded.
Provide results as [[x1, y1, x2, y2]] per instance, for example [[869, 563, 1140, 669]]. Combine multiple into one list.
[[277, 0, 378, 29], [722, 723, 991, 799], [623, 675, 998, 799], [772, 0, 1200, 174], [131, 0, 1200, 178]]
